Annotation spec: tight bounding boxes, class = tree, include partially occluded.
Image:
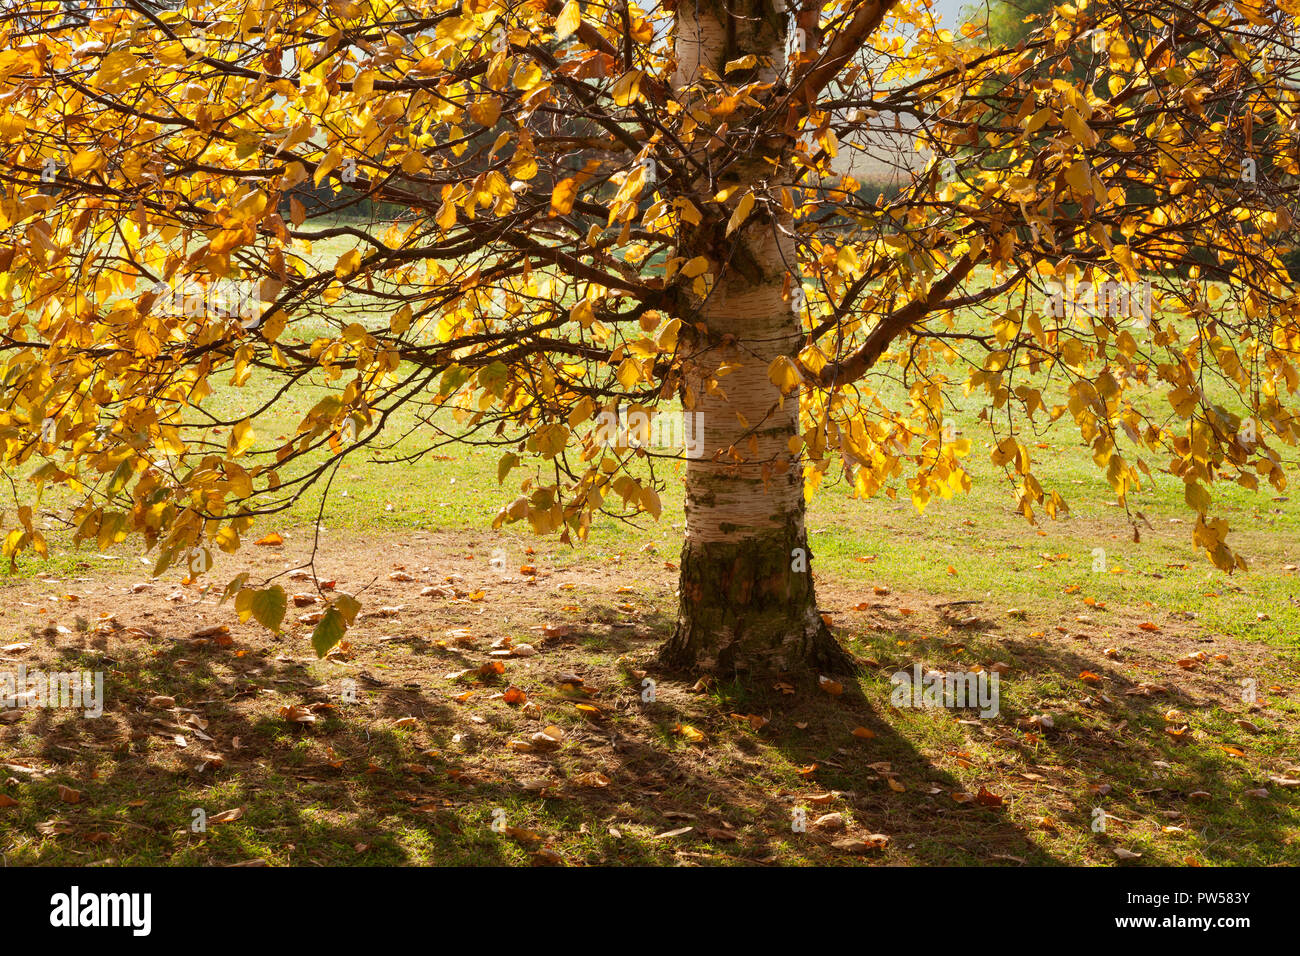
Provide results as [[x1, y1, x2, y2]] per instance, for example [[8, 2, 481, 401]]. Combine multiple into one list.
[[0, 0, 1297, 676], [963, 0, 1055, 48]]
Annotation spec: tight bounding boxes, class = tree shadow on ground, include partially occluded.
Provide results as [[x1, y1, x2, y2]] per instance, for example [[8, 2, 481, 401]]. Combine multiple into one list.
[[1, 635, 514, 866], [3, 596, 1294, 866], [832, 611, 1299, 866]]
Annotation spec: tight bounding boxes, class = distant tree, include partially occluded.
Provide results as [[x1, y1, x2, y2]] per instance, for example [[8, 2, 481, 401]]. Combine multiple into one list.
[[963, 0, 1054, 47]]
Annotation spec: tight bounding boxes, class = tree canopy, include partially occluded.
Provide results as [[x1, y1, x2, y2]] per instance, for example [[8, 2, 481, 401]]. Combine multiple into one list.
[[1, 0, 1297, 671]]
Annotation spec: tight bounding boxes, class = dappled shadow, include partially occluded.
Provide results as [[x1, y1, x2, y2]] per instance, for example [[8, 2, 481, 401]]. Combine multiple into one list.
[[597, 613, 1064, 865], [3, 563, 1295, 867], [833, 602, 1299, 866], [0, 630, 514, 865], [952, 630, 1296, 866]]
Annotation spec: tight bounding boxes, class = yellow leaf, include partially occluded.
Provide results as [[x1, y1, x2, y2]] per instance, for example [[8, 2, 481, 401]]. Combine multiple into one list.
[[1168, 386, 1198, 419], [655, 318, 680, 352], [680, 256, 710, 278], [611, 70, 643, 107], [674, 723, 706, 743], [391, 304, 412, 335], [437, 201, 457, 231], [551, 177, 580, 216], [616, 358, 641, 390], [1023, 107, 1052, 134], [640, 485, 662, 519], [468, 95, 502, 127], [514, 61, 543, 91], [990, 437, 1020, 468], [227, 419, 255, 458], [0, 116, 27, 141], [555, 1, 581, 40], [335, 248, 362, 279], [726, 192, 755, 236], [314, 146, 343, 187], [69, 150, 104, 176], [1061, 107, 1096, 147], [570, 299, 595, 328], [1184, 481, 1211, 514], [1065, 160, 1092, 195], [768, 356, 802, 394]]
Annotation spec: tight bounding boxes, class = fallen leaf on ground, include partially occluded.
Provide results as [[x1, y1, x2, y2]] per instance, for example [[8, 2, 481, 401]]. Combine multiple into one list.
[[832, 833, 889, 853], [673, 723, 706, 744], [654, 826, 693, 840]]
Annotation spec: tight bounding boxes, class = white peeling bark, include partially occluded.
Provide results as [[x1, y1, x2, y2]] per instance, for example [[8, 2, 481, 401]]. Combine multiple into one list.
[[661, 0, 853, 675]]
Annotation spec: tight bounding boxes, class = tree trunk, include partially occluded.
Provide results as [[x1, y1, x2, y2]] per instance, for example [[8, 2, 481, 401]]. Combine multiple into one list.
[[658, 251, 855, 675], [658, 1, 855, 676]]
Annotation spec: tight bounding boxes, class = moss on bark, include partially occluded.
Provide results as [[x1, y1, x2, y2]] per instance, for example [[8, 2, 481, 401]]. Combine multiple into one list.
[[658, 519, 857, 676]]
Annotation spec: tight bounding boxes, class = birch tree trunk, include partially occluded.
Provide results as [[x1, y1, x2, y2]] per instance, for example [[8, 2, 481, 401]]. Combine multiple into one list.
[[659, 0, 855, 675]]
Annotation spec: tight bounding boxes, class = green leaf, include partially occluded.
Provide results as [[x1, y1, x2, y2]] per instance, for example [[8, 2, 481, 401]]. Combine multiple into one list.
[[311, 606, 347, 658], [151, 545, 175, 578], [220, 572, 250, 606], [497, 452, 520, 484], [236, 585, 287, 632]]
